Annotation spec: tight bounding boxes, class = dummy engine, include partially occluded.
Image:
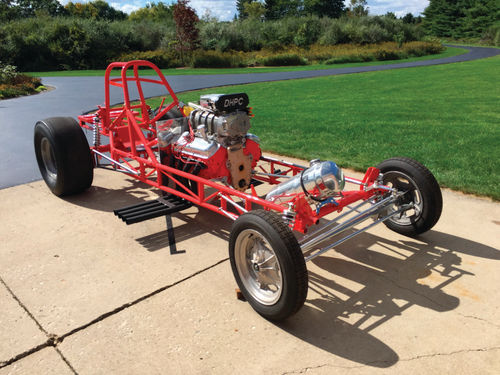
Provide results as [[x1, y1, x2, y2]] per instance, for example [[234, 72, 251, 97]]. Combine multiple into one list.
[[157, 93, 261, 192]]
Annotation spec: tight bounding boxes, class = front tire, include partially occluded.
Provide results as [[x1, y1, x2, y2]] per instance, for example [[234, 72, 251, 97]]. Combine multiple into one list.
[[377, 157, 442, 236], [34, 117, 93, 196], [229, 210, 308, 321]]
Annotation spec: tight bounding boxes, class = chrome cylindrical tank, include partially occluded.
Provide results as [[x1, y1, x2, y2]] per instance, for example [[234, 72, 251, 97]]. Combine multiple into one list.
[[265, 160, 345, 205]]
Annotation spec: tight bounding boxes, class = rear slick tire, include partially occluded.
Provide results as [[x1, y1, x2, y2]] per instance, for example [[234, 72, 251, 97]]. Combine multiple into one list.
[[34, 117, 93, 196], [377, 157, 442, 236], [229, 210, 308, 321]]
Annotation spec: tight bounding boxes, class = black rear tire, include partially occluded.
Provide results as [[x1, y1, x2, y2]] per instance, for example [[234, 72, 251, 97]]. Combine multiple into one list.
[[34, 117, 93, 196], [377, 157, 442, 236], [229, 210, 308, 321]]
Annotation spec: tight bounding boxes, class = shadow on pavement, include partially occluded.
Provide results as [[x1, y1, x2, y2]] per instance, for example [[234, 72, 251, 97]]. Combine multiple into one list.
[[62, 177, 153, 212], [136, 209, 232, 252], [277, 229, 492, 367], [423, 231, 500, 260], [62, 179, 498, 367], [62, 179, 233, 251]]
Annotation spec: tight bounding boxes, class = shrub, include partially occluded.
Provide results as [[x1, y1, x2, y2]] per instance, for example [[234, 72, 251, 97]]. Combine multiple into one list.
[[0, 62, 18, 84], [237, 18, 265, 50], [218, 24, 247, 52], [259, 54, 307, 66], [0, 15, 433, 72], [394, 31, 405, 48], [201, 15, 421, 52], [191, 50, 244, 68], [344, 21, 364, 44], [199, 20, 221, 50], [482, 23, 500, 46], [293, 17, 322, 47], [319, 15, 420, 46], [373, 48, 400, 61], [404, 41, 444, 56], [0, 61, 42, 99], [199, 19, 264, 52], [271, 17, 301, 46], [364, 23, 390, 44], [326, 55, 361, 64], [116, 50, 181, 68], [0, 17, 175, 71], [319, 20, 349, 45]]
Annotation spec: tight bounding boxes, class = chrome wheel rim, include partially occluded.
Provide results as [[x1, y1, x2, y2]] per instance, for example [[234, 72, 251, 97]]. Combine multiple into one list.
[[383, 171, 423, 226], [234, 229, 283, 305], [40, 137, 57, 180]]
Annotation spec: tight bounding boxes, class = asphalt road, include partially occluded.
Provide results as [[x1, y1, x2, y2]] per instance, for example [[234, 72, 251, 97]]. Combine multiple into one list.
[[1, 45, 498, 189]]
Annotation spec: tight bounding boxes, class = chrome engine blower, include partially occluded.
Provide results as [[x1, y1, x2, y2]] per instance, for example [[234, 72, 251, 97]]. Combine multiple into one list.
[[189, 93, 251, 147], [157, 93, 261, 191]]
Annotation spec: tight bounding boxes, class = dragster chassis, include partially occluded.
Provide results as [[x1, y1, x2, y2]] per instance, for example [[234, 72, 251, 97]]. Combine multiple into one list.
[[34, 61, 443, 321]]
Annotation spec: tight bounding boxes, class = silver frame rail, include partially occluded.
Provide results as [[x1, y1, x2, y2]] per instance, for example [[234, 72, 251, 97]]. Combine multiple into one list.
[[92, 149, 140, 175], [219, 193, 248, 213], [299, 194, 409, 262], [253, 171, 292, 179]]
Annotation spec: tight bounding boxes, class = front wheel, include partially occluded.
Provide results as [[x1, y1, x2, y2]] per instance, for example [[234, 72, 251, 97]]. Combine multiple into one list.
[[34, 117, 93, 196], [229, 210, 308, 321], [377, 157, 442, 236]]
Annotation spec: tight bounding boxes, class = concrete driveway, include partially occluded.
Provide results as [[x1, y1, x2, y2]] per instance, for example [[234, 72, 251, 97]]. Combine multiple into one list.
[[0, 156, 499, 374]]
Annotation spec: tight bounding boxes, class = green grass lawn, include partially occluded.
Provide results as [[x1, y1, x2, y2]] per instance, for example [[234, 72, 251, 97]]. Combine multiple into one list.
[[166, 55, 499, 200], [26, 47, 466, 77]]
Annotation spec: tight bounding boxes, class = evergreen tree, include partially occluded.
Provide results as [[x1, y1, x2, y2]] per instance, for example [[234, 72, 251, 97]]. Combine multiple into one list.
[[264, 0, 301, 19], [237, 0, 254, 19], [348, 0, 368, 17], [423, 0, 498, 38], [423, 0, 456, 37], [0, 0, 17, 21], [19, 0, 66, 17], [385, 11, 397, 19], [303, 0, 345, 18], [129, 2, 174, 23], [244, 1, 266, 19], [461, 0, 499, 37], [91, 0, 126, 20], [402, 13, 415, 24], [1, 0, 67, 19]]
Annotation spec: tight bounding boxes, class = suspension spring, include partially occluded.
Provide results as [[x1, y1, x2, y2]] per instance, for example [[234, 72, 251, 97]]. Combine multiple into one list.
[[93, 117, 101, 147], [282, 203, 296, 228]]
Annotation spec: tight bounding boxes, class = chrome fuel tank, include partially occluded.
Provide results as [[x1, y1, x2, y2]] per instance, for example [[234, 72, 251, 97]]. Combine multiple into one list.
[[266, 160, 345, 205]]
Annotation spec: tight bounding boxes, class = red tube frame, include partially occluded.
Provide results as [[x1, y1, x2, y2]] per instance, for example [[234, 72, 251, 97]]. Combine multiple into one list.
[[78, 60, 389, 233]]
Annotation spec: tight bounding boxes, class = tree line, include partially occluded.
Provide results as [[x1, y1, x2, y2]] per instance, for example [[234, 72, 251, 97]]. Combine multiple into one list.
[[0, 0, 419, 23], [0, 1, 403, 23], [0, 0, 498, 72], [2, 1, 496, 36], [0, 0, 126, 21], [423, 0, 499, 38]]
